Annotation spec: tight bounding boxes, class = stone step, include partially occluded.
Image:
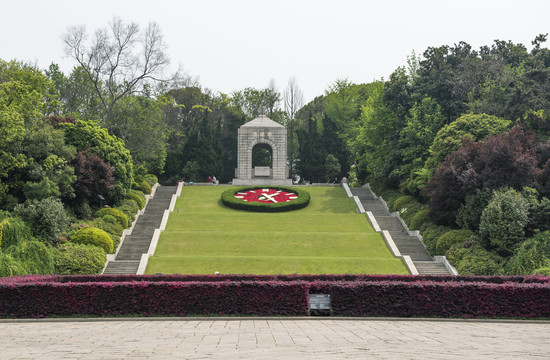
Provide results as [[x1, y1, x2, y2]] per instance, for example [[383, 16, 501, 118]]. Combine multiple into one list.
[[103, 185, 178, 274], [414, 261, 452, 275], [103, 261, 141, 274]]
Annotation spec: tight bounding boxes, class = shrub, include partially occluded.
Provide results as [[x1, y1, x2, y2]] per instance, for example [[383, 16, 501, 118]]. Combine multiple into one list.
[[0, 217, 33, 250], [128, 190, 146, 209], [117, 199, 139, 223], [479, 188, 529, 256], [409, 209, 430, 231], [5, 240, 57, 274], [109, 233, 121, 251], [534, 267, 550, 275], [527, 197, 550, 234], [421, 224, 451, 255], [96, 207, 128, 229], [13, 197, 69, 244], [399, 203, 425, 227], [436, 229, 476, 256], [445, 243, 473, 268], [133, 180, 152, 195], [456, 188, 493, 231], [390, 195, 416, 213], [457, 248, 505, 275], [505, 231, 550, 275], [92, 217, 123, 237], [102, 215, 117, 224], [379, 189, 401, 211], [55, 243, 106, 275], [71, 227, 114, 253], [142, 174, 158, 186], [0, 253, 27, 277]]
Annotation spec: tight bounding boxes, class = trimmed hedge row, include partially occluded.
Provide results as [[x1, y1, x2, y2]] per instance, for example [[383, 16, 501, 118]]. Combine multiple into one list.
[[1, 275, 550, 318], [221, 186, 310, 212]]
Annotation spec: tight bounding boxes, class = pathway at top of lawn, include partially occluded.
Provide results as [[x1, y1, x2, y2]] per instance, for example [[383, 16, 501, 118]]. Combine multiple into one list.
[[147, 186, 408, 275]]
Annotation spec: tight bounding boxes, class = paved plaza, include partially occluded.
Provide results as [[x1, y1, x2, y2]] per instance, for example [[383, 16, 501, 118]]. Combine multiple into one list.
[[1, 317, 549, 359]]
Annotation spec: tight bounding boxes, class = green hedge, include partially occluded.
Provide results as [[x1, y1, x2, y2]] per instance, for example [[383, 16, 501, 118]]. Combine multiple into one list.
[[391, 195, 416, 213], [71, 227, 114, 254], [55, 243, 106, 275], [435, 229, 475, 255], [128, 190, 146, 209], [221, 187, 310, 212], [96, 208, 128, 228]]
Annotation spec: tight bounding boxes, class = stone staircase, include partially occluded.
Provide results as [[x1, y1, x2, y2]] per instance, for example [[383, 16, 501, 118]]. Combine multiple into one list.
[[350, 186, 453, 275], [103, 186, 177, 274]]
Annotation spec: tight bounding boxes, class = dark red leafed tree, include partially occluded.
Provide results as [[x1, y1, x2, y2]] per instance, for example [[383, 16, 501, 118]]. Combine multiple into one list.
[[73, 151, 114, 205], [425, 126, 541, 226]]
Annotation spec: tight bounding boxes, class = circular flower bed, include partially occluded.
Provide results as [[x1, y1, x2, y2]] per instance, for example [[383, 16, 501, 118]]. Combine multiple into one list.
[[221, 186, 310, 212]]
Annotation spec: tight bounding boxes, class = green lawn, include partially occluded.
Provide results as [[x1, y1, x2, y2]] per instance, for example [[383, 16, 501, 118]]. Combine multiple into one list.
[[146, 186, 408, 275]]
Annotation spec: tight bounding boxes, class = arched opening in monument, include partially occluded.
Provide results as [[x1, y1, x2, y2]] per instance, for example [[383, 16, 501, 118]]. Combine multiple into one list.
[[252, 143, 272, 177]]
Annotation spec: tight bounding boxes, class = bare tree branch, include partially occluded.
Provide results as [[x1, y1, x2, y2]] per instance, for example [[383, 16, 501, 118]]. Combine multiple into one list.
[[62, 17, 174, 128]]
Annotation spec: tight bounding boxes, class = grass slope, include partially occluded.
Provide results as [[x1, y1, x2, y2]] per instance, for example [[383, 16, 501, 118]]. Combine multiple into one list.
[[146, 186, 408, 275]]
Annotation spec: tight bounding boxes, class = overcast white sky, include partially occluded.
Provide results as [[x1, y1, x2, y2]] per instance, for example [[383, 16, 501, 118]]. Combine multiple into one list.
[[2, 0, 549, 102]]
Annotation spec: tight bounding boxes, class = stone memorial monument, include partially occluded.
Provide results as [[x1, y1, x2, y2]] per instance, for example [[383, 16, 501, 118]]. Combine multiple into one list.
[[232, 114, 292, 185]]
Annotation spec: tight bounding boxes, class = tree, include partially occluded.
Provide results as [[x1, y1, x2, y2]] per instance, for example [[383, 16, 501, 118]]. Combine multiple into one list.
[[62, 17, 174, 128], [479, 188, 529, 256], [58, 120, 133, 203], [283, 77, 304, 177], [72, 151, 115, 207], [425, 126, 540, 226]]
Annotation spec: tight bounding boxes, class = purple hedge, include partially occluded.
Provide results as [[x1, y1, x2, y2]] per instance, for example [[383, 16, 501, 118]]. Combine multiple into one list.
[[1, 275, 549, 319]]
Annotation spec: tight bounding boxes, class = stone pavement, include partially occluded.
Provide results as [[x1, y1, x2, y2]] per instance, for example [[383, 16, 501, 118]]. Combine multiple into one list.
[[1, 318, 550, 359]]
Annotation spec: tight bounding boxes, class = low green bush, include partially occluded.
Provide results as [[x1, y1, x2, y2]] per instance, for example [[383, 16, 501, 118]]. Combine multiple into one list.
[[505, 231, 550, 275], [55, 242, 106, 275], [96, 207, 128, 228], [534, 267, 550, 275], [109, 233, 121, 251], [93, 217, 123, 237], [445, 243, 472, 268], [71, 227, 114, 253], [400, 203, 426, 227], [379, 189, 401, 211], [6, 240, 57, 274], [391, 195, 416, 213], [457, 247, 505, 275], [117, 199, 139, 223], [0, 217, 33, 250], [221, 187, 310, 212], [409, 209, 430, 231], [142, 174, 158, 187], [0, 252, 27, 276], [102, 215, 117, 224], [421, 224, 451, 255], [435, 229, 476, 256], [133, 181, 152, 195], [13, 197, 69, 245], [128, 190, 146, 209]]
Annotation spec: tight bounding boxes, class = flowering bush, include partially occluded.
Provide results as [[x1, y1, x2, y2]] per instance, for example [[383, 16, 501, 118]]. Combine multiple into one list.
[[0, 274, 549, 319]]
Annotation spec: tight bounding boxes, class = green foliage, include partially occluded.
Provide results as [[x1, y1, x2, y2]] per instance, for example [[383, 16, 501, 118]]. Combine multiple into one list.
[[142, 174, 158, 186], [456, 246, 505, 275], [55, 242, 106, 275], [110, 95, 169, 175], [116, 199, 139, 223], [181, 160, 200, 182], [421, 224, 451, 254], [424, 113, 511, 175], [456, 188, 493, 231], [133, 180, 152, 195], [0, 252, 27, 276], [92, 217, 123, 237], [221, 187, 311, 212], [435, 229, 476, 256], [0, 217, 33, 250], [128, 190, 146, 209], [479, 188, 529, 255], [505, 231, 550, 275], [409, 209, 430, 231], [5, 240, 57, 274], [534, 267, 550, 275], [13, 197, 69, 245], [70, 227, 114, 254], [95, 207, 128, 229], [324, 154, 341, 182], [399, 203, 425, 227], [59, 120, 134, 203], [391, 195, 416, 213]]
